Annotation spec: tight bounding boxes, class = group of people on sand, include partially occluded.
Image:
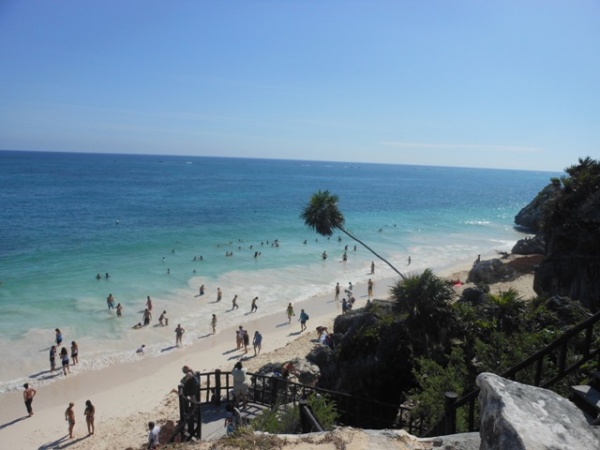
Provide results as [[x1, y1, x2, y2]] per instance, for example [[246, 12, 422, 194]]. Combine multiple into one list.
[[63, 400, 95, 438], [234, 326, 263, 356]]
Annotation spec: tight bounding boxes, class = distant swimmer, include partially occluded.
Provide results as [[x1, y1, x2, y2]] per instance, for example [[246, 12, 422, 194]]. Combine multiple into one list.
[[342, 252, 348, 262], [250, 297, 258, 313], [95, 273, 101, 280], [116, 303, 123, 317], [146, 296, 153, 311], [322, 251, 327, 260], [231, 295, 239, 310], [105, 273, 109, 279], [132, 322, 143, 330], [136, 344, 145, 353]]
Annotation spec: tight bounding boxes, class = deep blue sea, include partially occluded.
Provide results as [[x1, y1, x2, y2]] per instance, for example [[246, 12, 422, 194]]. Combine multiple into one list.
[[0, 150, 557, 391]]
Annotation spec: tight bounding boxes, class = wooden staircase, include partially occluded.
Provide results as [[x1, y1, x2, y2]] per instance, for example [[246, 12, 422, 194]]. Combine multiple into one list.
[[571, 371, 600, 425]]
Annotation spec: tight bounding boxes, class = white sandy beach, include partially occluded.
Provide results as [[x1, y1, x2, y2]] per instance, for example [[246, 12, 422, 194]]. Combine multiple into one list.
[[0, 258, 535, 450]]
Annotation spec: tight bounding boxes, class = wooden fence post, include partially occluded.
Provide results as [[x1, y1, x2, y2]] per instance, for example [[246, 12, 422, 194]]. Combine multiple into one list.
[[215, 369, 222, 405], [443, 391, 458, 435]]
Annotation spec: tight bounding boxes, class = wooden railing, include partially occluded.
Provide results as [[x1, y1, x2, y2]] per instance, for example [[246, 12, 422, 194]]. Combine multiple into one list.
[[424, 309, 600, 437], [187, 369, 423, 435]]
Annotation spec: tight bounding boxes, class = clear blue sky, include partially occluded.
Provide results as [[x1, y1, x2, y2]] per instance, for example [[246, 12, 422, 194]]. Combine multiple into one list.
[[1, 1, 598, 171]]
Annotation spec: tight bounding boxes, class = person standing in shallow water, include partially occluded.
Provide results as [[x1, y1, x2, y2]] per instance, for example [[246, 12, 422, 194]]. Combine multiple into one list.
[[371, 261, 375, 274], [216, 288, 222, 302], [231, 295, 238, 310], [250, 297, 258, 313], [71, 341, 79, 366], [335, 282, 340, 300], [142, 308, 152, 326], [175, 324, 185, 346], [60, 347, 70, 375]]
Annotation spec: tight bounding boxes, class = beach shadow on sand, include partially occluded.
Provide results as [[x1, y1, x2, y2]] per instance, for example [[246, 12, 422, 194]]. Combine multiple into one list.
[[287, 331, 302, 337], [222, 349, 238, 355], [197, 333, 212, 340], [30, 369, 53, 378], [0, 416, 27, 431], [160, 345, 178, 353], [276, 322, 289, 328], [38, 434, 88, 449]]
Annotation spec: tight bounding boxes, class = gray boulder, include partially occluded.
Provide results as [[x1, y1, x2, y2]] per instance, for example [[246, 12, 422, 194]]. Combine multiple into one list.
[[477, 372, 600, 450], [512, 234, 545, 255], [467, 259, 518, 284], [514, 184, 556, 232]]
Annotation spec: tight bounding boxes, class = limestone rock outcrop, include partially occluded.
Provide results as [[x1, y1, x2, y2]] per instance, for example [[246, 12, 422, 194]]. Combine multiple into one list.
[[477, 372, 600, 450], [467, 259, 518, 284], [511, 234, 545, 255], [514, 184, 556, 232]]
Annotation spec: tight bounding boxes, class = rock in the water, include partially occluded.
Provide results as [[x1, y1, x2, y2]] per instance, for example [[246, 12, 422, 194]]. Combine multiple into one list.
[[477, 372, 600, 450], [512, 235, 545, 255], [514, 184, 556, 232]]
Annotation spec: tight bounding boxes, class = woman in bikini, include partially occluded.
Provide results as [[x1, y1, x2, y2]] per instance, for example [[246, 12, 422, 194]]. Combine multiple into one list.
[[71, 341, 79, 366], [84, 400, 95, 435]]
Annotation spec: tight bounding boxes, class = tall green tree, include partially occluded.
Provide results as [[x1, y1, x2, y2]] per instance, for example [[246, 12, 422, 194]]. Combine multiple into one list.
[[391, 269, 455, 355], [301, 190, 405, 279]]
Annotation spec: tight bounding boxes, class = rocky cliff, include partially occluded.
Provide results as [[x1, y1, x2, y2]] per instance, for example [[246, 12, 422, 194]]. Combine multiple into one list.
[[514, 157, 600, 311]]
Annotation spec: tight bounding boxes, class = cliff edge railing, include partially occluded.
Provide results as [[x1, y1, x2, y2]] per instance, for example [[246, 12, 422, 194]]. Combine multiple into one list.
[[424, 309, 600, 437]]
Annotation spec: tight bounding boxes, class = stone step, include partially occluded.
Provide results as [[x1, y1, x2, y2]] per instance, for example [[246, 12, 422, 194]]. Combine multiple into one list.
[[571, 385, 600, 417]]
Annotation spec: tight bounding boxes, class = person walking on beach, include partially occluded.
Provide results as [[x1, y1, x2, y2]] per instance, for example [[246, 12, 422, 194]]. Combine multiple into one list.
[[250, 296, 258, 313], [286, 303, 295, 324], [216, 287, 222, 302], [210, 314, 217, 334], [55, 328, 63, 346], [175, 324, 185, 347], [50, 345, 57, 372], [199, 285, 205, 296], [84, 400, 95, 435], [231, 295, 239, 310], [159, 310, 168, 326], [65, 402, 75, 438], [71, 341, 79, 366], [335, 282, 340, 300], [147, 421, 160, 449], [367, 279, 374, 298], [142, 308, 152, 326], [408, 256, 412, 265], [299, 309, 309, 332], [253, 331, 262, 356], [23, 383, 37, 417], [60, 347, 70, 375], [146, 296, 153, 312], [371, 261, 375, 274]]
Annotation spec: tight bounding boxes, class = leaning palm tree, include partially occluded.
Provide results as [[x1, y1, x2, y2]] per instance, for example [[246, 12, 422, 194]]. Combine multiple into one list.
[[301, 190, 405, 279]]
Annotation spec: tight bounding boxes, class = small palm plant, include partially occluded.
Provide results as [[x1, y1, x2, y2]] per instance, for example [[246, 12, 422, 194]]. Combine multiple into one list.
[[301, 190, 405, 279]]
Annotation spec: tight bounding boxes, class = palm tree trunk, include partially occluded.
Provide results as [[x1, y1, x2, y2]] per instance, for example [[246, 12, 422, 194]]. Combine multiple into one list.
[[338, 226, 406, 280]]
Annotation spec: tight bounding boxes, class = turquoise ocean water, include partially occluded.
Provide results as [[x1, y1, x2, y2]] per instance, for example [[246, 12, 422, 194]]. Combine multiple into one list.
[[0, 150, 556, 392]]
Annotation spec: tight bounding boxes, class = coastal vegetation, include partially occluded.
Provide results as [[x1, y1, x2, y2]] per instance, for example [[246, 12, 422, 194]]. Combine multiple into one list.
[[309, 157, 600, 432], [301, 189, 406, 279]]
